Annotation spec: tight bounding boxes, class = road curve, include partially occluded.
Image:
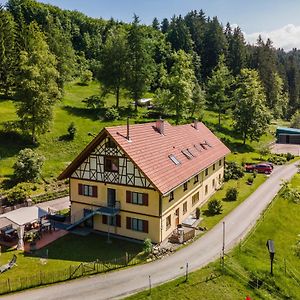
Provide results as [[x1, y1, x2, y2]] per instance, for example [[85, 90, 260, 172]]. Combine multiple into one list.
[[3, 162, 298, 300]]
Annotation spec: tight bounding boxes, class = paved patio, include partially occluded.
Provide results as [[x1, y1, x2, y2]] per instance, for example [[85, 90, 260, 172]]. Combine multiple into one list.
[[24, 229, 68, 252]]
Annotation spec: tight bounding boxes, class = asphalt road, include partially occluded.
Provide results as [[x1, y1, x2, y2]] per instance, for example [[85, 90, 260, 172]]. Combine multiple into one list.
[[4, 162, 298, 300]]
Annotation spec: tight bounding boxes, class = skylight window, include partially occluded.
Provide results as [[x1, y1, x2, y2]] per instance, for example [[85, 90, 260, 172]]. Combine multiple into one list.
[[169, 154, 181, 165], [194, 144, 202, 152], [182, 149, 193, 160], [186, 148, 196, 157], [204, 140, 212, 148], [200, 143, 207, 150]]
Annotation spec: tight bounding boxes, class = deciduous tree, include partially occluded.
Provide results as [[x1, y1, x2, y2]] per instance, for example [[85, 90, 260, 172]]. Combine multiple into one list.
[[233, 69, 270, 144], [15, 22, 60, 143]]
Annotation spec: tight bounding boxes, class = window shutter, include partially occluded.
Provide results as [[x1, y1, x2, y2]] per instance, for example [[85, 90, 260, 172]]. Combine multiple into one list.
[[126, 191, 132, 203], [78, 184, 83, 195], [142, 193, 148, 206], [126, 217, 131, 229], [102, 215, 107, 224], [92, 186, 98, 197], [143, 220, 149, 233], [116, 215, 121, 227]]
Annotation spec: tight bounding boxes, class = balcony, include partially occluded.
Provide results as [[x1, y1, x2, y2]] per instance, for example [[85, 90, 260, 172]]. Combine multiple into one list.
[[95, 201, 120, 217]]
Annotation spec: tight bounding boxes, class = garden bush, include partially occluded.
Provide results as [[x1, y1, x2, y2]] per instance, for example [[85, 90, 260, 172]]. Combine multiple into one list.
[[143, 238, 153, 254], [247, 176, 254, 185], [67, 122, 77, 140], [104, 107, 119, 121], [80, 70, 93, 86], [207, 199, 223, 215], [7, 183, 31, 205], [225, 187, 238, 201], [224, 162, 244, 181], [268, 154, 287, 165], [286, 152, 295, 161], [13, 148, 45, 182], [83, 95, 105, 109]]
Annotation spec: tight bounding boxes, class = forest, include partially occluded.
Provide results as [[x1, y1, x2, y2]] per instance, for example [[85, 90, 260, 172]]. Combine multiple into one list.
[[1, 0, 300, 146]]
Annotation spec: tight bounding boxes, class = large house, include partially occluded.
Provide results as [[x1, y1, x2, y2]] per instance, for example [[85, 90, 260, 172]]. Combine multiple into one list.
[[58, 120, 230, 243]]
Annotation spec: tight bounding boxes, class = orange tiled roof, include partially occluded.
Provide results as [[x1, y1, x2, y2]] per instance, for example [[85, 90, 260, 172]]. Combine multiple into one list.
[[58, 121, 230, 195], [106, 121, 230, 195]]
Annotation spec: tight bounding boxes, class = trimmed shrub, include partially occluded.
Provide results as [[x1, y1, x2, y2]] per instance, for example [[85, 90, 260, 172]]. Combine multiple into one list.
[[67, 122, 77, 140], [207, 199, 223, 215], [7, 183, 30, 205], [143, 238, 153, 254], [13, 148, 45, 182], [226, 187, 238, 201], [286, 152, 294, 161], [224, 162, 244, 181], [104, 107, 119, 121], [83, 95, 105, 109], [80, 70, 93, 86], [247, 176, 254, 185]]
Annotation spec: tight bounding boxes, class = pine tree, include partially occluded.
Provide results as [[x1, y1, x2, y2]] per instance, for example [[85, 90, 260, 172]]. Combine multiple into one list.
[[206, 54, 232, 126], [233, 69, 270, 144], [126, 15, 155, 111], [166, 15, 194, 53], [0, 6, 17, 95], [152, 17, 160, 31], [227, 26, 246, 75], [202, 17, 228, 79], [161, 18, 169, 34], [15, 22, 60, 143]]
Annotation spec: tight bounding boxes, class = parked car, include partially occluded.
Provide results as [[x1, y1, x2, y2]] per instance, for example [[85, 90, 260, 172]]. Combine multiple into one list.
[[245, 163, 273, 174]]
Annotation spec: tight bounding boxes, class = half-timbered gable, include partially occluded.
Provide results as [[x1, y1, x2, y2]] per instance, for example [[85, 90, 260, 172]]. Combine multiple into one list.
[[71, 136, 153, 189]]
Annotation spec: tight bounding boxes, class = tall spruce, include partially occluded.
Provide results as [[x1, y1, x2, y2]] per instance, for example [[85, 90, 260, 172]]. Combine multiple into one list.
[[202, 16, 228, 79], [166, 15, 194, 53], [126, 15, 155, 111], [0, 6, 17, 95], [226, 26, 246, 75], [206, 54, 232, 126], [252, 37, 279, 113], [233, 69, 270, 144], [15, 22, 60, 143], [97, 26, 128, 107]]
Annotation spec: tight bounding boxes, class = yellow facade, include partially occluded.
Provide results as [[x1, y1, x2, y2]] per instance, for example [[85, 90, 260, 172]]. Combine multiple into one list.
[[69, 158, 225, 244]]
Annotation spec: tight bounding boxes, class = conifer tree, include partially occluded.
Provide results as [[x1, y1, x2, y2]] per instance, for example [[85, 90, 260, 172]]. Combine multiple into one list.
[[126, 15, 155, 111], [206, 54, 232, 126], [0, 6, 17, 95]]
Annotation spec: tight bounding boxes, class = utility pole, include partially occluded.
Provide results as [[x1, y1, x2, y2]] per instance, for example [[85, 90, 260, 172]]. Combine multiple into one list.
[[222, 222, 225, 269]]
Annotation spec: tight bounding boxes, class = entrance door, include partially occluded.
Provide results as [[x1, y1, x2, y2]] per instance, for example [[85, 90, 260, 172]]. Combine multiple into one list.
[[107, 188, 116, 207], [286, 135, 290, 144], [175, 208, 179, 226], [83, 209, 93, 228]]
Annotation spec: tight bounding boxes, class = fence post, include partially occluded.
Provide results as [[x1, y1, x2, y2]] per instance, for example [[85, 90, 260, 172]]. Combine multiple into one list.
[[7, 278, 10, 292]]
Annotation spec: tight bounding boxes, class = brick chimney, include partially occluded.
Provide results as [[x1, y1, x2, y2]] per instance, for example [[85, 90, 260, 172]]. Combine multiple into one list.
[[194, 119, 199, 130], [156, 118, 165, 135]]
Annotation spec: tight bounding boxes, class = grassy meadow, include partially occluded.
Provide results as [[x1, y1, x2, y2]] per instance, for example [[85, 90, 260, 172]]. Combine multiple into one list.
[[0, 80, 277, 189], [127, 174, 300, 300]]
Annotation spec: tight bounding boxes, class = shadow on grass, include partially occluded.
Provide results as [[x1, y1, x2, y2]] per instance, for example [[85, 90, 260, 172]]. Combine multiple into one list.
[[202, 209, 222, 217], [62, 105, 101, 121], [0, 131, 34, 160], [24, 233, 143, 263]]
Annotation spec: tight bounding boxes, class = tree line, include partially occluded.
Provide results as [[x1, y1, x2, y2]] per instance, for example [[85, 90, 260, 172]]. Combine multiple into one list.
[[1, 0, 300, 144]]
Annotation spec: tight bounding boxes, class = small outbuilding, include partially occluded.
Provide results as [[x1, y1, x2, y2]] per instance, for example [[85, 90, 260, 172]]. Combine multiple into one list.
[[276, 127, 300, 144]]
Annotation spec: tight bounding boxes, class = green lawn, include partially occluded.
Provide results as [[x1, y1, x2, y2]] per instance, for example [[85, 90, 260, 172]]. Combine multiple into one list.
[[0, 80, 278, 188], [200, 173, 266, 230], [127, 175, 300, 300], [0, 232, 144, 294]]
